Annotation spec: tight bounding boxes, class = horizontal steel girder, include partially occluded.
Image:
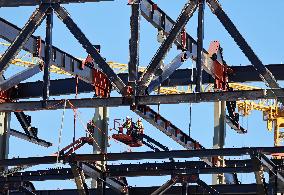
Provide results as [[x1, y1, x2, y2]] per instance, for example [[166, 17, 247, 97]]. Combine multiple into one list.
[[0, 0, 113, 7], [2, 184, 265, 195], [10, 64, 284, 100], [0, 146, 283, 167], [0, 160, 257, 181], [1, 88, 284, 112]]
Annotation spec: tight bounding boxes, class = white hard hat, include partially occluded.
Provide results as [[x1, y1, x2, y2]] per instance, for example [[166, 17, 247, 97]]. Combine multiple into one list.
[[138, 118, 142, 121], [126, 116, 130, 119]]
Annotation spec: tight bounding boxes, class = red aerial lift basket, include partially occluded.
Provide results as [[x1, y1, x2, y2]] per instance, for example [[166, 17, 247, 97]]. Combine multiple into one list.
[[112, 134, 143, 147]]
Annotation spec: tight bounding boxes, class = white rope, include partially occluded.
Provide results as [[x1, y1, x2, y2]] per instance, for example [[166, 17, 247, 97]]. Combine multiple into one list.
[[56, 99, 67, 164]]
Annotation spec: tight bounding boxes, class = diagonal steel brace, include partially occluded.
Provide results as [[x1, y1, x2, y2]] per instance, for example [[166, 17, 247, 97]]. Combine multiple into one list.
[[137, 0, 197, 95], [0, 3, 50, 75], [52, 3, 126, 94], [206, 0, 284, 104]]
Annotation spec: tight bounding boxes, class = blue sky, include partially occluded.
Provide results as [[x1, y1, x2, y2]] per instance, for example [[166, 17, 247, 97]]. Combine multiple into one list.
[[0, 0, 284, 190]]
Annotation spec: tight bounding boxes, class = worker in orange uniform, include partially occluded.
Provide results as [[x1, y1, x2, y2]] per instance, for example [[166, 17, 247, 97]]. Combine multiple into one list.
[[122, 116, 134, 135]]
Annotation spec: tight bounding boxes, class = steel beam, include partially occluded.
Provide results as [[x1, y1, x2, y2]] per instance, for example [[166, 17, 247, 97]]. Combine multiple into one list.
[[0, 168, 73, 182], [147, 51, 190, 94], [0, 0, 113, 7], [134, 105, 206, 150], [212, 101, 226, 184], [140, 0, 208, 56], [9, 129, 52, 148], [107, 164, 254, 178], [137, 89, 279, 105], [196, 179, 220, 195], [128, 0, 141, 94], [70, 163, 88, 195], [81, 162, 128, 194], [19, 186, 37, 195], [0, 89, 283, 112], [0, 4, 49, 74], [14, 112, 37, 137], [0, 147, 283, 167], [3, 184, 265, 195], [0, 65, 41, 92], [206, 0, 284, 103], [43, 8, 53, 106], [141, 134, 170, 151], [0, 17, 100, 86], [138, 0, 197, 95], [151, 177, 177, 195], [52, 3, 126, 94], [0, 160, 256, 181], [250, 154, 266, 195], [140, 0, 218, 81], [140, 0, 284, 95], [133, 105, 211, 165], [0, 97, 127, 112], [10, 64, 284, 100], [195, 0, 205, 92], [0, 111, 10, 172], [255, 153, 284, 183], [91, 107, 108, 189], [182, 183, 188, 195], [11, 78, 93, 100]]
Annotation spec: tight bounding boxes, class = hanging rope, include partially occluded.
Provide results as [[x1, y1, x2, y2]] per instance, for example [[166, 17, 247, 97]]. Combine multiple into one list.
[[56, 99, 67, 164], [73, 76, 79, 152]]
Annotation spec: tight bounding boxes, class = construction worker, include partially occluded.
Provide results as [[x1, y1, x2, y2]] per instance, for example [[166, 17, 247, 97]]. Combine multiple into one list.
[[135, 118, 144, 135], [122, 116, 134, 135]]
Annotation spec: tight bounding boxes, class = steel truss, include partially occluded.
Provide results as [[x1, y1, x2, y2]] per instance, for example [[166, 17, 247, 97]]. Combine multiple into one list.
[[0, 0, 283, 194]]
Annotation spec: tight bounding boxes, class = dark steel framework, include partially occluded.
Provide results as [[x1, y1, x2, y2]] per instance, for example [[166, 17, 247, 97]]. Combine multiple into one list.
[[0, 0, 283, 194]]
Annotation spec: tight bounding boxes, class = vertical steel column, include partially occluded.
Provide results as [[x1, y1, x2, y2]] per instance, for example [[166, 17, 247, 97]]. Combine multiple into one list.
[[250, 154, 266, 195], [195, 0, 205, 92], [0, 112, 10, 172], [212, 101, 226, 184], [181, 182, 188, 195], [0, 4, 49, 74], [91, 107, 109, 191], [0, 76, 10, 174], [128, 0, 140, 95], [42, 7, 53, 107]]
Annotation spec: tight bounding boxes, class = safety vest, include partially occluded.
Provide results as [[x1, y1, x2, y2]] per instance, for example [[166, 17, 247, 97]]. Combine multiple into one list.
[[124, 121, 132, 129]]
